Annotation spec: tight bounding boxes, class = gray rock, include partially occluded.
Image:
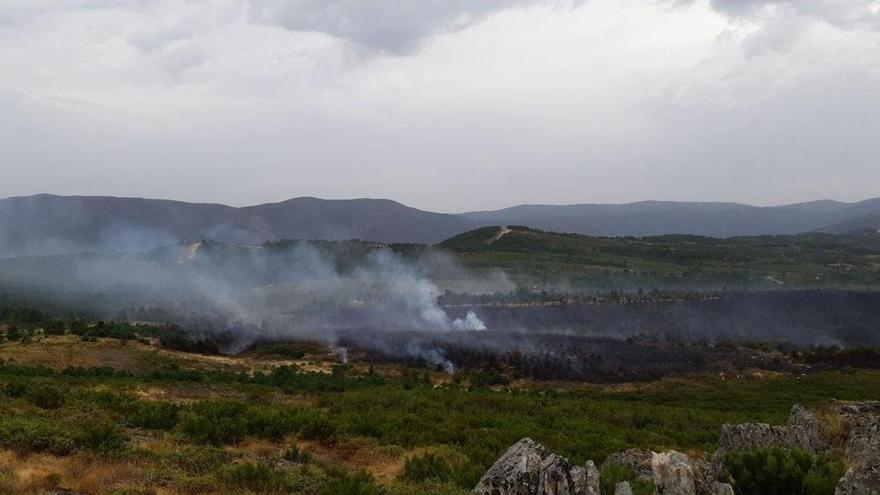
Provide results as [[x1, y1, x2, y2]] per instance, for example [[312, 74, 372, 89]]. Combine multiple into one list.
[[832, 401, 880, 466], [603, 449, 654, 480], [718, 404, 829, 456], [835, 464, 880, 495], [651, 451, 696, 495], [710, 482, 735, 495], [583, 461, 600, 495], [615, 481, 634, 495], [472, 438, 587, 495], [787, 404, 828, 454]]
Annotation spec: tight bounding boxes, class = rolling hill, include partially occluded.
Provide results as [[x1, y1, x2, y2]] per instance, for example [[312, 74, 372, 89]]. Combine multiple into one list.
[[2, 194, 880, 257]]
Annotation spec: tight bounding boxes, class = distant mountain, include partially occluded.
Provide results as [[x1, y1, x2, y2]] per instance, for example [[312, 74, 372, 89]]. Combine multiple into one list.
[[463, 199, 880, 237], [1, 194, 879, 257], [0, 194, 476, 256]]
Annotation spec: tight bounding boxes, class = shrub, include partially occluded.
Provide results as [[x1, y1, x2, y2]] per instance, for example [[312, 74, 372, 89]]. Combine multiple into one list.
[[2, 380, 27, 398], [401, 453, 452, 483], [44, 319, 66, 336], [725, 449, 813, 495], [323, 471, 384, 495], [283, 445, 312, 464], [804, 455, 847, 495], [222, 463, 296, 493], [127, 401, 180, 430], [178, 401, 249, 445], [0, 417, 76, 455], [75, 419, 129, 453], [26, 384, 65, 409]]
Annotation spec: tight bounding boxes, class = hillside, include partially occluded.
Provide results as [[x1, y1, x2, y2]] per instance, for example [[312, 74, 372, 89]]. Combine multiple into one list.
[[0, 195, 476, 256], [3, 194, 880, 257], [441, 226, 880, 289], [464, 198, 880, 237]]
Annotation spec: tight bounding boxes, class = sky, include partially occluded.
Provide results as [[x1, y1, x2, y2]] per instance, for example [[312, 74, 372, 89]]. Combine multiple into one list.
[[0, 0, 878, 212]]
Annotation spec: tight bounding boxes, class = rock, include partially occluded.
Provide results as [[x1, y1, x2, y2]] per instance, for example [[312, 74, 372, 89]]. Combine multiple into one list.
[[651, 451, 696, 495], [583, 461, 600, 495], [603, 449, 654, 480], [832, 401, 880, 466], [710, 482, 735, 495], [787, 404, 828, 454], [614, 481, 634, 495], [718, 404, 829, 456], [472, 438, 588, 495], [835, 464, 880, 495]]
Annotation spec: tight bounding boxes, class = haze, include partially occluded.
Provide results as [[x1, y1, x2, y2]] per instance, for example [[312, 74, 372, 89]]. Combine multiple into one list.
[[1, 0, 878, 212]]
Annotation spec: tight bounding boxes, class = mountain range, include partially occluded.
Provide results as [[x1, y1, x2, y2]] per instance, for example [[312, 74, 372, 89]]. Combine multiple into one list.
[[1, 194, 878, 256]]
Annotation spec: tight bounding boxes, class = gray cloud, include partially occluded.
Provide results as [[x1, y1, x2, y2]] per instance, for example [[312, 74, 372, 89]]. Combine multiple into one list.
[[246, 0, 577, 54], [679, 0, 880, 30]]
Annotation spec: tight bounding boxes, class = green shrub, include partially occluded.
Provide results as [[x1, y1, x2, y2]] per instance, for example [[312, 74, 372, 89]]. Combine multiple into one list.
[[599, 464, 653, 495], [222, 463, 298, 493], [178, 401, 250, 445], [127, 401, 180, 430], [0, 417, 76, 455], [401, 453, 452, 483], [283, 445, 312, 464], [75, 419, 129, 453], [725, 449, 813, 495], [323, 471, 384, 495], [804, 455, 847, 495], [44, 319, 66, 336], [2, 380, 27, 398], [26, 384, 65, 409]]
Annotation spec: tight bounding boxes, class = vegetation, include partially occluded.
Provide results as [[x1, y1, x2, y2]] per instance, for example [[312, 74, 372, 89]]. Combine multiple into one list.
[[441, 226, 880, 290], [724, 449, 846, 495]]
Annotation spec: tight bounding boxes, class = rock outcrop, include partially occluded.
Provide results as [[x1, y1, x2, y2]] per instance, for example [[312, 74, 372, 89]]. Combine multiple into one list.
[[614, 482, 633, 495], [474, 402, 880, 495], [718, 404, 828, 456], [834, 464, 880, 495], [832, 400, 880, 466], [472, 438, 588, 495], [602, 449, 654, 481], [651, 451, 696, 495]]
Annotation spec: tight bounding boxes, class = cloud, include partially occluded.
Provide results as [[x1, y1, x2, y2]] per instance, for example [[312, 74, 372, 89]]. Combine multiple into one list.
[[245, 0, 578, 54]]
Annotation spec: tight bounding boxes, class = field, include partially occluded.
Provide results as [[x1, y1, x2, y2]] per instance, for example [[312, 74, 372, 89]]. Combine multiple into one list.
[[0, 332, 878, 494]]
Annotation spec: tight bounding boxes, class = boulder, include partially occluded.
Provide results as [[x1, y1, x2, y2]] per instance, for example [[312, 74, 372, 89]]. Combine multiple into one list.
[[710, 482, 735, 495], [472, 438, 588, 495], [832, 401, 880, 466], [583, 461, 601, 495], [603, 449, 654, 480], [718, 404, 829, 456], [835, 464, 880, 495], [651, 451, 696, 495], [614, 481, 634, 495]]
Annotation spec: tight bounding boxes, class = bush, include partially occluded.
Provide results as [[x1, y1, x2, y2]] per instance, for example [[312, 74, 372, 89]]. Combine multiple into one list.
[[283, 444, 312, 464], [725, 449, 814, 495], [44, 319, 66, 336], [75, 419, 129, 453], [804, 455, 847, 495], [178, 401, 250, 445], [323, 471, 384, 495], [0, 417, 76, 455], [26, 384, 65, 409], [127, 401, 180, 430], [2, 380, 27, 398], [401, 453, 452, 483]]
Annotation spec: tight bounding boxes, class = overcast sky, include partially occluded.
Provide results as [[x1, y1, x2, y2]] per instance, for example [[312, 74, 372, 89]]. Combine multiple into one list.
[[0, 0, 878, 212]]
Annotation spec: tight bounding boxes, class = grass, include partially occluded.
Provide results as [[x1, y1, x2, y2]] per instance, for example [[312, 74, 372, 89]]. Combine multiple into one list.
[[0, 336, 878, 493]]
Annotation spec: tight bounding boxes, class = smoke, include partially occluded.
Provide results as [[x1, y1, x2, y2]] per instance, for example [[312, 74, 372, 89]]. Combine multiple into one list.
[[406, 340, 455, 374], [0, 238, 501, 356]]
